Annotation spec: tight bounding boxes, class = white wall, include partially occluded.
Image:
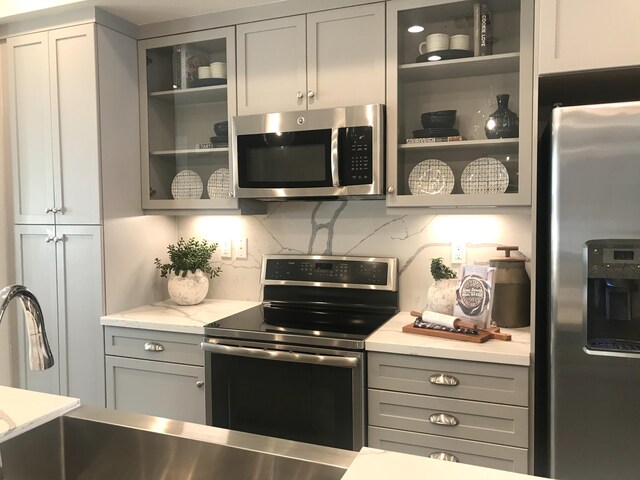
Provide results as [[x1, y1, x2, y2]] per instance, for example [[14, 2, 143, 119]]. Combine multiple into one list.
[[0, 41, 13, 386], [177, 201, 532, 312]]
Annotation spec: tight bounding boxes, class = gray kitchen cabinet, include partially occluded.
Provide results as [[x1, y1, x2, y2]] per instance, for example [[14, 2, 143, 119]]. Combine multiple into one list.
[[139, 26, 253, 212], [6, 15, 175, 407], [8, 25, 101, 226], [537, 0, 640, 75], [14, 224, 104, 406], [367, 352, 529, 473], [237, 2, 385, 115], [385, 0, 534, 209], [104, 327, 205, 424]]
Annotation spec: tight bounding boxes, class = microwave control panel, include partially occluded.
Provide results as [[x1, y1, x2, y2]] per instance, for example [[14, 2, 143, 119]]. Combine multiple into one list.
[[339, 126, 373, 185]]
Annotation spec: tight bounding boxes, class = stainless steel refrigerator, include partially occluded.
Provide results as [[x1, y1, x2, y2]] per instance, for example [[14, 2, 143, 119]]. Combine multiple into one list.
[[538, 101, 640, 478]]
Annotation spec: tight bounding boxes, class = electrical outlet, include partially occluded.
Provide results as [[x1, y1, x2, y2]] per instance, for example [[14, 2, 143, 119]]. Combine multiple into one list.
[[220, 238, 232, 259], [236, 237, 247, 259], [451, 241, 466, 264]]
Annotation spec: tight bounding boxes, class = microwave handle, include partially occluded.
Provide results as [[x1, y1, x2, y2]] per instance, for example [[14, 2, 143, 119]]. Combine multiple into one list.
[[331, 128, 340, 187]]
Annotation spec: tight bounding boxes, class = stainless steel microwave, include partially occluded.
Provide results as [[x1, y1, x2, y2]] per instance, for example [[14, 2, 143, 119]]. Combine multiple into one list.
[[231, 104, 384, 199]]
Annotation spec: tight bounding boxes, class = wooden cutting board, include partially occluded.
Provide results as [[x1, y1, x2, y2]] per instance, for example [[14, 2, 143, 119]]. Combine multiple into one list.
[[402, 323, 491, 343]]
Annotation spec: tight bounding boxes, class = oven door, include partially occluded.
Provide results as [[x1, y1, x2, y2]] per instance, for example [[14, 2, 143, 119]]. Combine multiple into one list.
[[201, 338, 364, 451]]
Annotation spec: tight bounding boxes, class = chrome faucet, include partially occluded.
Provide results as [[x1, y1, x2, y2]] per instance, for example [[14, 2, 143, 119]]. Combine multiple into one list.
[[0, 285, 54, 371]]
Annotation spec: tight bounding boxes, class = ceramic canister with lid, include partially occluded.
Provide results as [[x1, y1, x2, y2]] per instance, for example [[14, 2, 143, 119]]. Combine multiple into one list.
[[489, 246, 530, 328]]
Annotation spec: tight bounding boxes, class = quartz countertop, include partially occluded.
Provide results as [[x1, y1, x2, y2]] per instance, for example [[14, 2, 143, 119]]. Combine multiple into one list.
[[100, 299, 261, 334], [342, 448, 541, 480], [365, 312, 531, 366], [0, 386, 79, 443]]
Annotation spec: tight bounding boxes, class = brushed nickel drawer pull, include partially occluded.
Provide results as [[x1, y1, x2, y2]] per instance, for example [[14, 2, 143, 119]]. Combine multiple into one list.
[[429, 452, 459, 462], [429, 413, 459, 426], [144, 342, 165, 352], [429, 373, 459, 386]]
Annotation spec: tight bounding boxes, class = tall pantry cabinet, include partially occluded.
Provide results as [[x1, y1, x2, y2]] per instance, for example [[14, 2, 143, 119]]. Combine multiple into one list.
[[6, 19, 175, 406]]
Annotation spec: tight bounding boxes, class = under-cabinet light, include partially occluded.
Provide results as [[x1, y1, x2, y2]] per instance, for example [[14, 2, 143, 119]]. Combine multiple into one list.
[[408, 25, 424, 33], [427, 55, 442, 61]]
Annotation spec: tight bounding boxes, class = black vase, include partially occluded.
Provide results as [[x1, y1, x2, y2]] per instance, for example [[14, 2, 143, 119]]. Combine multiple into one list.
[[484, 94, 519, 139]]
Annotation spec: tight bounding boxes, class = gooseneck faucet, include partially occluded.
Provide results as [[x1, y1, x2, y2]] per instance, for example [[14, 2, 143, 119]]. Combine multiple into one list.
[[0, 285, 54, 371]]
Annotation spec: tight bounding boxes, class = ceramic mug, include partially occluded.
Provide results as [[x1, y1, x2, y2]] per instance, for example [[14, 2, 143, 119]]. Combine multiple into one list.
[[197, 66, 211, 79], [419, 33, 449, 55], [450, 34, 470, 50], [209, 62, 227, 79]]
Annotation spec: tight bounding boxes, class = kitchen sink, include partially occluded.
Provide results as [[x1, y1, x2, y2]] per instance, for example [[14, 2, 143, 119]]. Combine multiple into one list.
[[0, 405, 357, 479]]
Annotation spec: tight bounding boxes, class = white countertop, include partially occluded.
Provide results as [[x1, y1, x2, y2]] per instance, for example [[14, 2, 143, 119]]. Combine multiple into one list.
[[366, 312, 531, 366], [100, 299, 260, 334], [0, 386, 79, 443], [342, 448, 541, 480]]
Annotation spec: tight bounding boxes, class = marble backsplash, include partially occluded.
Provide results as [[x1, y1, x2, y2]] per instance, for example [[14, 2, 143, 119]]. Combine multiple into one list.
[[177, 200, 531, 312]]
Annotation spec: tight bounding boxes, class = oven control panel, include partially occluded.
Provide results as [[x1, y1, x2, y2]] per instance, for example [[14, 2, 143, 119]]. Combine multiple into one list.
[[262, 256, 397, 290]]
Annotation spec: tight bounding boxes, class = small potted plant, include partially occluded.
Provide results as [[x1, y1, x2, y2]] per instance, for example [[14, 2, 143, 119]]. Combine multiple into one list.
[[154, 237, 221, 305], [426, 257, 458, 315]]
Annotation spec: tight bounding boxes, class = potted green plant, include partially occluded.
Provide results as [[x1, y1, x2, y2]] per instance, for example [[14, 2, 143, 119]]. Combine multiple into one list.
[[426, 257, 458, 315], [154, 237, 221, 305]]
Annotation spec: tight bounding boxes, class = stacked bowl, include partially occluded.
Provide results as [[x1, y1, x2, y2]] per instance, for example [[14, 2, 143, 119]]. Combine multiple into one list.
[[412, 110, 458, 139]]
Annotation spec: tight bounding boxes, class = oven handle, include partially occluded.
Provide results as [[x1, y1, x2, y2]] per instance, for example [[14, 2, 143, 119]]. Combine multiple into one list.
[[201, 342, 359, 368]]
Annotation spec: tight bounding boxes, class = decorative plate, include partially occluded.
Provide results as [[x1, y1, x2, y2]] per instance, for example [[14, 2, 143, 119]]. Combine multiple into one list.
[[171, 170, 203, 199], [460, 157, 509, 194], [408, 159, 455, 195], [207, 168, 230, 199]]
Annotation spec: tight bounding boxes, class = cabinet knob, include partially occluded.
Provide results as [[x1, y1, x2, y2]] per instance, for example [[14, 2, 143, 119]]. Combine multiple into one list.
[[196, 380, 204, 389], [387, 186, 395, 194], [428, 413, 459, 426], [51, 207, 61, 214], [296, 91, 304, 99], [429, 373, 459, 386], [45, 235, 55, 243], [307, 90, 315, 98], [53, 235, 63, 244], [144, 342, 165, 352], [428, 452, 459, 462]]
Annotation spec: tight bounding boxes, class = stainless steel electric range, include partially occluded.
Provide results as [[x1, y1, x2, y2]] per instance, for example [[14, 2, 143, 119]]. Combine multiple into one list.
[[202, 254, 398, 451]]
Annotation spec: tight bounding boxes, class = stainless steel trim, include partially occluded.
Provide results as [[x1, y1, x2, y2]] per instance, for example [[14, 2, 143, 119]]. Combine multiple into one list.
[[201, 342, 359, 368], [428, 413, 459, 426], [429, 373, 459, 386], [143, 342, 164, 352], [232, 104, 384, 199], [428, 452, 459, 462], [330, 127, 340, 187], [260, 254, 398, 292]]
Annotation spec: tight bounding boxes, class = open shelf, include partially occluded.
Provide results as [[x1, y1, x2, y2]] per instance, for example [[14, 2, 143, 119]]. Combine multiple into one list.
[[150, 148, 229, 156], [399, 138, 518, 154], [399, 52, 520, 82], [149, 84, 228, 105]]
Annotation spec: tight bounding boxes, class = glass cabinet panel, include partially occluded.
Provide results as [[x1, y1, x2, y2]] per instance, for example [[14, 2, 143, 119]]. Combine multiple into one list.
[[140, 28, 241, 211], [387, 0, 533, 208]]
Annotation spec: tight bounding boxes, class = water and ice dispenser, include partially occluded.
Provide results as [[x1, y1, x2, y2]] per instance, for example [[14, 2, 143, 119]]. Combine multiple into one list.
[[586, 240, 640, 353]]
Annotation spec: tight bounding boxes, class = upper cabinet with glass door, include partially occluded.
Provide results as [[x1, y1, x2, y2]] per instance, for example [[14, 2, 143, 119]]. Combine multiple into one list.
[[386, 0, 534, 209], [139, 27, 242, 212]]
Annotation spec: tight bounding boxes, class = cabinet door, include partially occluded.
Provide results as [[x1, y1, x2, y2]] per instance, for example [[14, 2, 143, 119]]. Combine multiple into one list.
[[307, 3, 385, 110], [106, 356, 205, 424], [14, 225, 60, 395], [237, 16, 307, 114], [538, 0, 640, 74], [56, 225, 105, 406], [49, 25, 101, 224], [7, 33, 55, 225]]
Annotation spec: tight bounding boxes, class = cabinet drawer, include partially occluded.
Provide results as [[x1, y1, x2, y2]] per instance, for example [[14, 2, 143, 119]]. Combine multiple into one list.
[[368, 389, 528, 448], [368, 426, 528, 473], [368, 352, 528, 406], [104, 326, 203, 366]]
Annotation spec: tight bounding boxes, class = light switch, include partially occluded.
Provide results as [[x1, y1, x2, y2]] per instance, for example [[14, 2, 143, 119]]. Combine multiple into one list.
[[236, 238, 247, 259]]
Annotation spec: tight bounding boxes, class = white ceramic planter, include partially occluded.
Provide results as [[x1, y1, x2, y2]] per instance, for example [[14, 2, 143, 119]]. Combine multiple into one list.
[[167, 269, 209, 305], [425, 278, 458, 315]]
